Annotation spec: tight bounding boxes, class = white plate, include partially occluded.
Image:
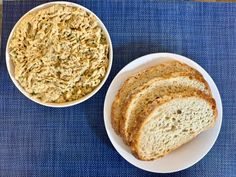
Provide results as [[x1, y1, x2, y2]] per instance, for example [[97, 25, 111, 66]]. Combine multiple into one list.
[[103, 53, 222, 173]]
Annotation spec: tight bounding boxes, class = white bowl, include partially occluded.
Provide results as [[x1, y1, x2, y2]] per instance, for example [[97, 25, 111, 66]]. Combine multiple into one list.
[[104, 53, 222, 173], [6, 1, 113, 108]]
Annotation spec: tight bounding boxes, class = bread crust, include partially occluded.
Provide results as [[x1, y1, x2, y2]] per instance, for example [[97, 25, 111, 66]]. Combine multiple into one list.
[[111, 60, 207, 135], [131, 90, 217, 160]]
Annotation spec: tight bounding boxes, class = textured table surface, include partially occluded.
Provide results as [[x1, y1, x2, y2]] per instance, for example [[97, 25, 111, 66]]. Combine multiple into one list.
[[0, 1, 236, 177]]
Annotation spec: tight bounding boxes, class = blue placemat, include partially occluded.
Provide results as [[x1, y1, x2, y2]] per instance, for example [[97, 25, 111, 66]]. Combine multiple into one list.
[[0, 0, 236, 177]]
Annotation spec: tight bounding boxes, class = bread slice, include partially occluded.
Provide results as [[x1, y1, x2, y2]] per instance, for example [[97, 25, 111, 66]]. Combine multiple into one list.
[[131, 91, 217, 161], [120, 73, 211, 144], [111, 61, 205, 134]]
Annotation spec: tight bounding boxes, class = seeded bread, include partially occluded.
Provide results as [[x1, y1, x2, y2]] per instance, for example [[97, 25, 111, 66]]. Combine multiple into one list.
[[120, 73, 211, 144], [111, 61, 205, 134], [131, 91, 217, 161]]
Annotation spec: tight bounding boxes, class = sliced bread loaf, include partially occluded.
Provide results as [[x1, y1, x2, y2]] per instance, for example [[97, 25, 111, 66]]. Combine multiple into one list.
[[131, 91, 217, 161], [120, 73, 210, 144], [111, 60, 205, 134]]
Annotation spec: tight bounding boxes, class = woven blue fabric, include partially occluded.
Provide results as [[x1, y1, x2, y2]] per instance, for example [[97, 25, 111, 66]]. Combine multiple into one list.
[[1, 0, 236, 176]]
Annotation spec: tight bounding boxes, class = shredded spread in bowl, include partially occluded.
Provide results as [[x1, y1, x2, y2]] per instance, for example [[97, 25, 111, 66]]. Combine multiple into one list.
[[9, 4, 109, 103]]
